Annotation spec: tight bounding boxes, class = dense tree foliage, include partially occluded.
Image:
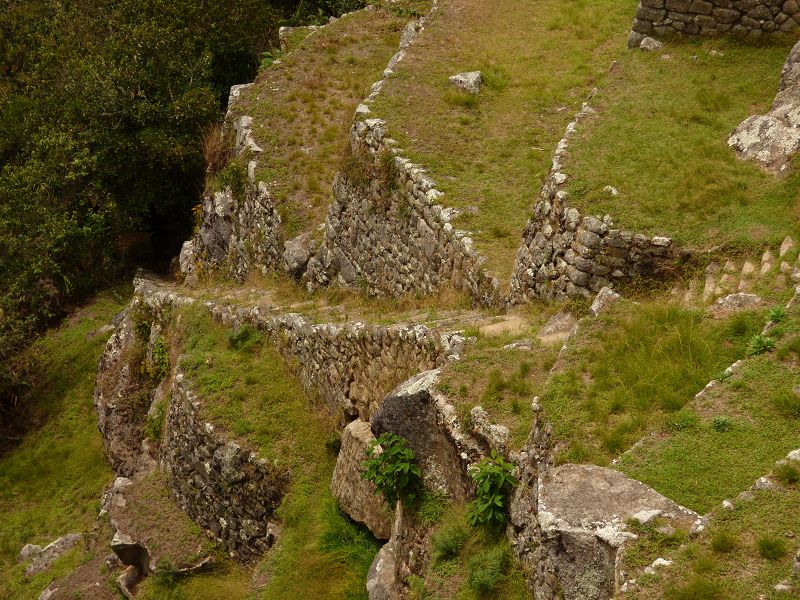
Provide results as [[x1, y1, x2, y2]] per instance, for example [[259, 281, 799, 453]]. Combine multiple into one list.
[[0, 0, 364, 437]]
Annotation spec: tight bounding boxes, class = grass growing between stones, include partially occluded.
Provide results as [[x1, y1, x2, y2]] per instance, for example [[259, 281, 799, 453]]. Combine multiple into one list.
[[371, 0, 637, 281], [628, 487, 800, 599], [0, 291, 128, 600], [617, 305, 800, 513], [567, 38, 800, 250], [409, 507, 528, 600], [235, 1, 431, 238], [176, 307, 379, 598], [539, 299, 764, 468]]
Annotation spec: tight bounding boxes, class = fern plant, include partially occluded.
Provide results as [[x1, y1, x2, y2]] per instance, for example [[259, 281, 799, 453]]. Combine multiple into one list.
[[467, 451, 518, 528], [362, 433, 421, 506]]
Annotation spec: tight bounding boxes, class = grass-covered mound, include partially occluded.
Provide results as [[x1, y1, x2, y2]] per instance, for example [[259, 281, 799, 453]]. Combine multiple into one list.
[[566, 39, 800, 251], [0, 291, 127, 599]]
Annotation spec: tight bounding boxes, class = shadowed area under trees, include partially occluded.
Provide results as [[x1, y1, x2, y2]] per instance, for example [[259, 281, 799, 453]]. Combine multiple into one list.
[[0, 0, 366, 446]]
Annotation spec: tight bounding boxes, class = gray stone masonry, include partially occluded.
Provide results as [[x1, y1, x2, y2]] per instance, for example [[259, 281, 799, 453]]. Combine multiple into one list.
[[629, 0, 800, 48]]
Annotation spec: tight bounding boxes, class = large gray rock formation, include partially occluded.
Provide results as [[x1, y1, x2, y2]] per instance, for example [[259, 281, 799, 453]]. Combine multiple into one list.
[[729, 40, 800, 174], [331, 420, 393, 539]]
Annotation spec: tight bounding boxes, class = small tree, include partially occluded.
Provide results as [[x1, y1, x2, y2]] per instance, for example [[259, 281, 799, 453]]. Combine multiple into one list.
[[362, 433, 421, 506], [467, 451, 518, 528]]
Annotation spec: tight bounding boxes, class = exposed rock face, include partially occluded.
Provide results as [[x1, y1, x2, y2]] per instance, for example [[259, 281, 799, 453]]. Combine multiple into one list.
[[370, 370, 485, 502], [366, 542, 400, 600], [282, 232, 314, 277], [179, 181, 283, 285], [331, 420, 393, 539], [536, 311, 578, 346], [162, 370, 288, 560], [110, 532, 150, 574], [628, 0, 800, 48], [93, 307, 159, 477], [448, 71, 482, 94], [710, 292, 764, 316], [510, 101, 677, 302], [21, 534, 83, 576], [729, 40, 800, 174]]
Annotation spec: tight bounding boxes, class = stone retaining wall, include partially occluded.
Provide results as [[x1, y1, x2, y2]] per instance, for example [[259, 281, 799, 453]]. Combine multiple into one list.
[[629, 0, 800, 48], [134, 278, 464, 421], [509, 101, 678, 302], [162, 369, 288, 560]]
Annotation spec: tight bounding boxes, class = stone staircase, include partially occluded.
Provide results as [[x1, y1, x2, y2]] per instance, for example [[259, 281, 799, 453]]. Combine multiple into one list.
[[675, 236, 799, 305]]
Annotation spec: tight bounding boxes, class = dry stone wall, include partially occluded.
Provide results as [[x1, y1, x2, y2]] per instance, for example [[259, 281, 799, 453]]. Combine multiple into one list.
[[162, 369, 288, 560], [629, 0, 800, 48], [510, 100, 678, 302]]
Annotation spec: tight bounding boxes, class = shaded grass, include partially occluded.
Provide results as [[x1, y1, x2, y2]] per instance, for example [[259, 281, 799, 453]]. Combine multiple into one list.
[[567, 39, 800, 251], [236, 1, 430, 238], [540, 300, 763, 467], [0, 291, 128, 599], [176, 307, 379, 598], [371, 0, 637, 281]]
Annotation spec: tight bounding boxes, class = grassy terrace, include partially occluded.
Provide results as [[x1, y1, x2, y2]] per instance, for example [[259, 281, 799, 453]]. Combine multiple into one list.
[[175, 307, 379, 599], [0, 292, 126, 600], [566, 39, 800, 250], [618, 302, 800, 514], [370, 0, 637, 281], [234, 1, 431, 238]]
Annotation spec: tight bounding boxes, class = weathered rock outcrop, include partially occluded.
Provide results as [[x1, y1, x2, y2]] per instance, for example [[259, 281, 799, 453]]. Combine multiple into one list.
[[331, 420, 393, 540], [510, 102, 677, 302], [162, 370, 287, 560], [371, 370, 485, 502], [729, 39, 800, 174], [628, 0, 800, 48], [19, 534, 83, 577]]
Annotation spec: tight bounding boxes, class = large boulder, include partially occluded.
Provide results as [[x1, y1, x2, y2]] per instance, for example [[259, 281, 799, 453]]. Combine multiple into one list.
[[21, 534, 83, 576], [366, 543, 400, 600], [331, 420, 393, 539], [729, 40, 800, 174]]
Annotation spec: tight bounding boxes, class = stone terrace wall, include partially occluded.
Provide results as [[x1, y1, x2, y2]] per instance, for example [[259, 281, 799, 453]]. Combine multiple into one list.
[[510, 101, 677, 302], [629, 0, 800, 48], [162, 370, 288, 560], [304, 1, 500, 307], [134, 278, 464, 421]]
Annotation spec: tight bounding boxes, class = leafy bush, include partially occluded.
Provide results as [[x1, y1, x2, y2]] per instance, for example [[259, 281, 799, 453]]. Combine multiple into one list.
[[467, 451, 518, 528], [756, 535, 787, 560], [431, 523, 468, 563], [711, 416, 733, 433], [747, 334, 775, 356], [362, 433, 422, 506], [710, 530, 737, 554], [467, 545, 510, 596], [768, 306, 787, 323]]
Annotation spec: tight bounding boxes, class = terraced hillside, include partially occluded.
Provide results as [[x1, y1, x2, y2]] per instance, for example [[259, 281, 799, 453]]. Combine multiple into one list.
[[5, 0, 800, 599]]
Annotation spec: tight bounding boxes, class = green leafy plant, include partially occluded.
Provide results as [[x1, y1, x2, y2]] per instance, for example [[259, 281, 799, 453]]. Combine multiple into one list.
[[711, 416, 733, 433], [768, 305, 787, 323], [147, 336, 169, 380], [747, 334, 776, 356], [467, 451, 518, 528], [362, 433, 422, 506], [260, 48, 283, 70], [145, 397, 167, 442]]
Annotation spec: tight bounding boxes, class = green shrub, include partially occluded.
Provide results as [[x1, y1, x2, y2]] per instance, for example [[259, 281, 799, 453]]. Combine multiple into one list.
[[756, 535, 787, 560], [772, 390, 800, 418], [228, 324, 262, 352], [147, 336, 169, 380], [467, 451, 518, 528], [775, 462, 800, 485], [467, 545, 509, 596], [216, 161, 248, 200], [669, 409, 699, 431], [710, 530, 737, 554], [711, 416, 733, 433], [362, 433, 422, 506], [431, 523, 469, 563], [747, 334, 775, 356], [665, 577, 722, 600], [145, 397, 168, 442]]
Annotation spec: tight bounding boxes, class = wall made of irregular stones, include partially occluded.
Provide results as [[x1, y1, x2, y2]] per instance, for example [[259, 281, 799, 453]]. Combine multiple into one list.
[[509, 102, 678, 302], [162, 370, 288, 560], [629, 0, 800, 47]]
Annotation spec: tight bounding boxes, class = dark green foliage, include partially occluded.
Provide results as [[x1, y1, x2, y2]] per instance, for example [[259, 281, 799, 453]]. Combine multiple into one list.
[[362, 433, 422, 506], [756, 535, 787, 560], [431, 523, 468, 563], [467, 451, 518, 528], [711, 416, 733, 433], [227, 324, 263, 352], [147, 336, 169, 380], [467, 545, 510, 596]]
